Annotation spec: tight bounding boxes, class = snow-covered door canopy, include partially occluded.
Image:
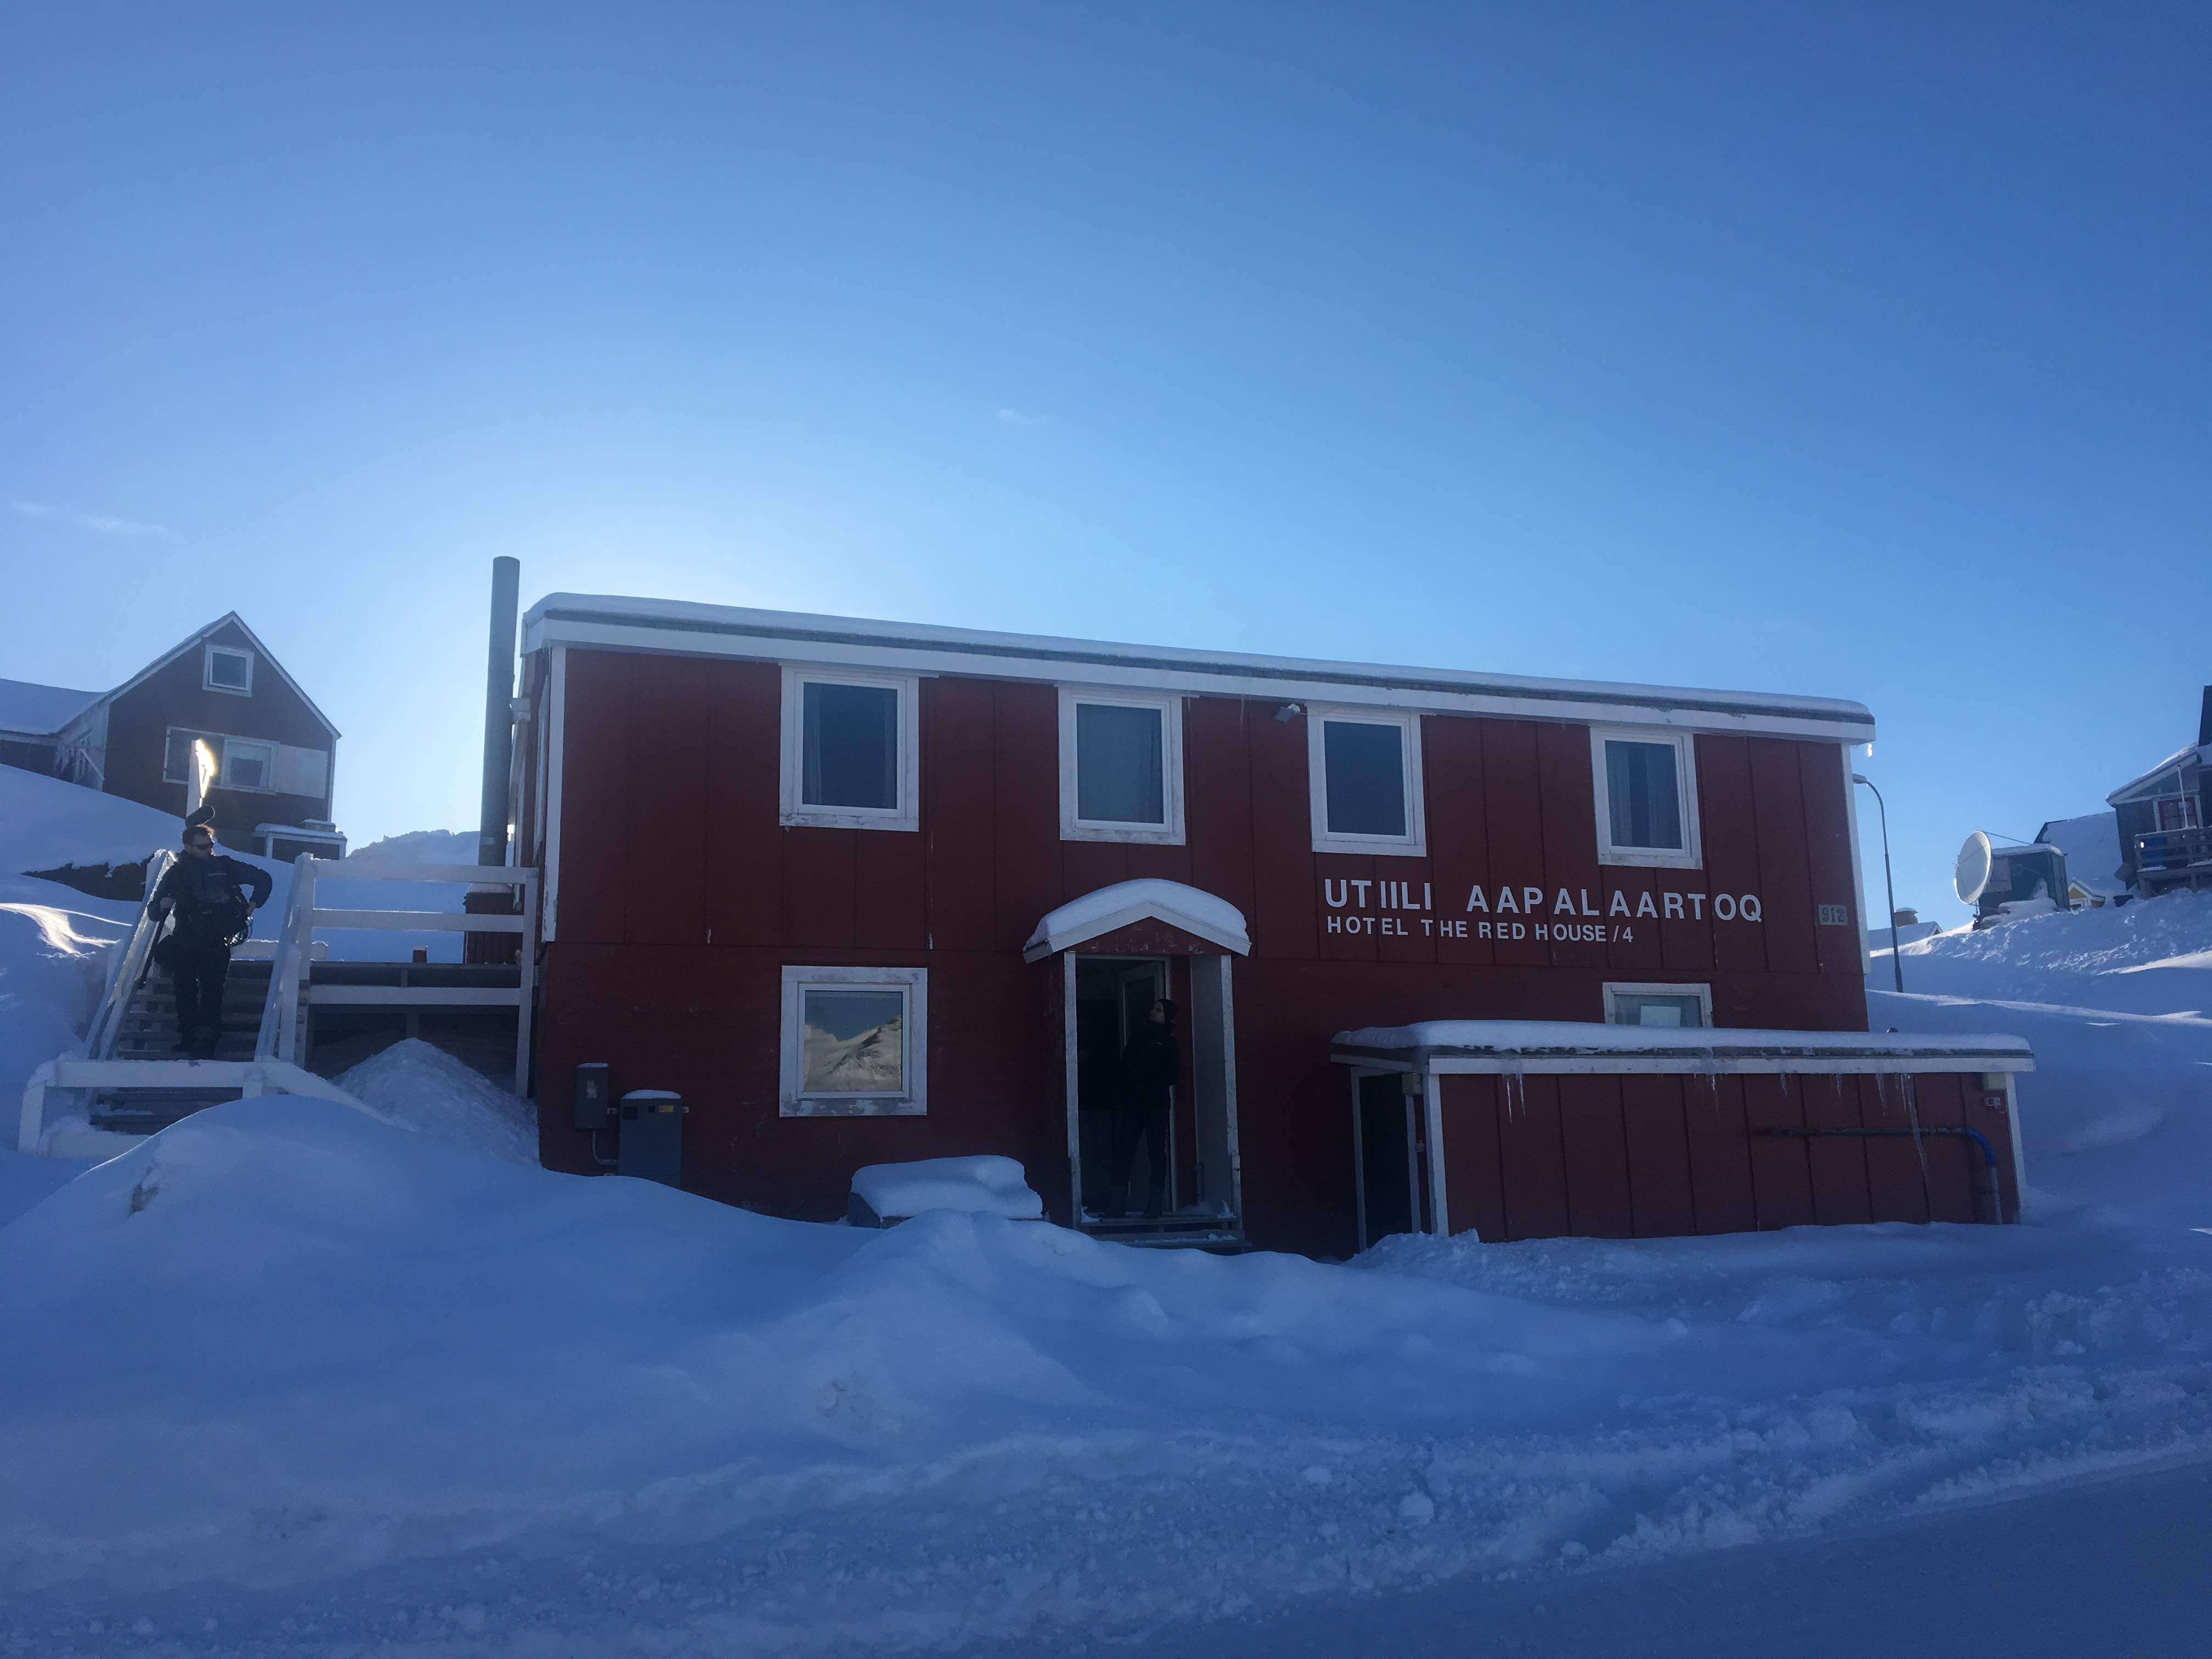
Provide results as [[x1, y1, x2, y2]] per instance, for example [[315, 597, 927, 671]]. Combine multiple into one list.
[[1022, 878, 1251, 962]]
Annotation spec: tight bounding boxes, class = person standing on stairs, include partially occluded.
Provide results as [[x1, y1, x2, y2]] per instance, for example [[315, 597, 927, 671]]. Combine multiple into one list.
[[149, 824, 273, 1059]]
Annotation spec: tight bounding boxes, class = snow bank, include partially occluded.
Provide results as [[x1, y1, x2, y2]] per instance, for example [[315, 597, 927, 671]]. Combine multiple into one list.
[[334, 1037, 538, 1165], [0, 764, 184, 877], [347, 828, 476, 864], [851, 1154, 1044, 1220], [0, 874, 134, 1127]]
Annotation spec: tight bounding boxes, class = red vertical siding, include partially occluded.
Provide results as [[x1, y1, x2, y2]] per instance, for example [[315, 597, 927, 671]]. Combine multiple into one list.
[[1185, 697, 1257, 926], [1558, 1075, 1634, 1238], [922, 676, 998, 950], [704, 661, 783, 948], [992, 685, 1062, 949], [781, 831, 857, 949], [1422, 715, 1495, 969], [1748, 738, 1820, 975], [1497, 1075, 1571, 1239], [1246, 710, 1317, 960], [1742, 1074, 1816, 1228], [620, 653, 709, 944], [1695, 736, 1767, 978], [1478, 720, 1548, 969], [1437, 1074, 1506, 1242], [1621, 1076, 1699, 1239], [1801, 1076, 1875, 1226], [1683, 1074, 1759, 1234]]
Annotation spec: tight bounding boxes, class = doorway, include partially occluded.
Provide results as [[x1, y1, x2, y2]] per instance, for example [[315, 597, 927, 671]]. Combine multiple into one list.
[[1065, 952, 1241, 1242], [1351, 1069, 1432, 1251]]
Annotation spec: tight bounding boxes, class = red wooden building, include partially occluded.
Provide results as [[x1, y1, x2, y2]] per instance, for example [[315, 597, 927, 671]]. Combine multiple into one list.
[[512, 594, 2028, 1257]]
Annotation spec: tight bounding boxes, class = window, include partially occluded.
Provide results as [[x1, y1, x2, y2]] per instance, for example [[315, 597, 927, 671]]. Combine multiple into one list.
[[1603, 983, 1712, 1028], [1058, 687, 1184, 844], [222, 739, 275, 791], [162, 729, 278, 792], [779, 966, 927, 1116], [204, 645, 255, 695], [1308, 707, 1425, 855], [1592, 727, 1702, 868], [778, 668, 919, 831], [2154, 793, 2202, 832], [163, 728, 219, 784]]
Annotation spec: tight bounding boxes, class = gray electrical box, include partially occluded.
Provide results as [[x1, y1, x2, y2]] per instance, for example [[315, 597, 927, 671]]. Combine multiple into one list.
[[572, 1063, 612, 1132], [617, 1089, 685, 1187]]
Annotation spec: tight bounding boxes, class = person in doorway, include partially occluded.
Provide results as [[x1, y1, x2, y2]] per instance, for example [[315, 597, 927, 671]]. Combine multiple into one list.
[[149, 824, 273, 1059], [1108, 997, 1180, 1218]]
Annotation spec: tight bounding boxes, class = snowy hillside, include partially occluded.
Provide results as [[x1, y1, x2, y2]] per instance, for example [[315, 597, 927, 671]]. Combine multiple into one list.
[[1873, 891, 2212, 1227]]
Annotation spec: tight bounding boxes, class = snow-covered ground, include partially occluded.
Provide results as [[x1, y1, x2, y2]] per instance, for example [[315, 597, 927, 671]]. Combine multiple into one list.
[[2, 775, 2208, 1654]]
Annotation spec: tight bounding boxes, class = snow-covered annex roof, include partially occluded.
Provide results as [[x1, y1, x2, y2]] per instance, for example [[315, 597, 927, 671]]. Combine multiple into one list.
[[524, 594, 1877, 741], [1332, 1020, 2033, 1075], [1023, 879, 1250, 962], [0, 676, 100, 737]]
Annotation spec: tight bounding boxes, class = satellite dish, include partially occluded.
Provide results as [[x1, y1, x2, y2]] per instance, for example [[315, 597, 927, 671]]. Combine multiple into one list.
[[1954, 831, 1993, 905]]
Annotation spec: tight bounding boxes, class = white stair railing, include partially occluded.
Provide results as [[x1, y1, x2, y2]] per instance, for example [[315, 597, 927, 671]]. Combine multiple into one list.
[[84, 849, 177, 1061], [254, 853, 318, 1065]]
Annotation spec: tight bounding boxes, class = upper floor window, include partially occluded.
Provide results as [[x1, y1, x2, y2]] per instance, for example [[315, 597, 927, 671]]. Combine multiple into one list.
[[1604, 982, 1712, 1028], [1308, 707, 1425, 856], [204, 645, 254, 695], [1059, 687, 1184, 844], [779, 667, 919, 831], [1592, 727, 1701, 868]]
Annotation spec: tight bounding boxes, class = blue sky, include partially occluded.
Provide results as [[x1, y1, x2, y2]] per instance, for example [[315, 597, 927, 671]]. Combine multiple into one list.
[[3, 2, 2205, 918]]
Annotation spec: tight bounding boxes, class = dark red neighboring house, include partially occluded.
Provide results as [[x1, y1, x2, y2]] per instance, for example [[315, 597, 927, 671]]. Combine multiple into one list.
[[0, 613, 343, 860], [512, 594, 2028, 1257]]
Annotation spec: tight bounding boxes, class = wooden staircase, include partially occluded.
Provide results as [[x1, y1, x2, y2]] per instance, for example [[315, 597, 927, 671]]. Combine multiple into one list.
[[87, 958, 301, 1136]]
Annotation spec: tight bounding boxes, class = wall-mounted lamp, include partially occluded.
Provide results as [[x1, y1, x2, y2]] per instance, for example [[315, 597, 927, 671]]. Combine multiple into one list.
[[1273, 703, 1304, 723]]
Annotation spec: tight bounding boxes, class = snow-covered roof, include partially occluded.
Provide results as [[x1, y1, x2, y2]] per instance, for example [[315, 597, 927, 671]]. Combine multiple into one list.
[[2107, 743, 2209, 806], [523, 594, 1877, 741], [1022, 878, 1251, 962], [1331, 1020, 2033, 1074], [2033, 812, 2128, 898], [0, 676, 100, 737]]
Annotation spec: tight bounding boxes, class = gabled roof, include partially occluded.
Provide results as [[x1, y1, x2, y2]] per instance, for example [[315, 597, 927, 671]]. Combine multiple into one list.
[[1023, 879, 1252, 962], [524, 594, 1877, 742], [92, 613, 341, 740], [2107, 742, 2207, 807], [0, 676, 101, 737]]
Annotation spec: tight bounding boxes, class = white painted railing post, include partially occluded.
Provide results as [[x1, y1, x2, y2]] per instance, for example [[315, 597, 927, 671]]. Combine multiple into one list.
[[16, 1063, 53, 1154]]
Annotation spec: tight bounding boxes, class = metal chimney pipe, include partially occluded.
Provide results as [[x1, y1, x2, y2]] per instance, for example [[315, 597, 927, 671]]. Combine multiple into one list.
[[478, 557, 521, 867]]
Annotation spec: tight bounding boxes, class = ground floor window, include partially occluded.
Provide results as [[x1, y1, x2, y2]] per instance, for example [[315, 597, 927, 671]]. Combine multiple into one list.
[[1602, 981, 1712, 1028], [778, 966, 927, 1115]]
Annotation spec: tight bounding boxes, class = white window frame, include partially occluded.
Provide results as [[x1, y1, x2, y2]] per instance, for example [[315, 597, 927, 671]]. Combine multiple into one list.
[[779, 965, 928, 1116], [161, 726, 217, 785], [203, 645, 255, 696], [778, 666, 920, 832], [1307, 706, 1426, 857], [1602, 981, 1714, 1028], [219, 737, 278, 794], [1057, 686, 1185, 845], [1591, 726, 1703, 870]]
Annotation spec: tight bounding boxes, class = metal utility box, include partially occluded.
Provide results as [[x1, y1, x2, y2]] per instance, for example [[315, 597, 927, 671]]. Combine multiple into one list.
[[571, 1062, 611, 1132], [617, 1089, 685, 1186]]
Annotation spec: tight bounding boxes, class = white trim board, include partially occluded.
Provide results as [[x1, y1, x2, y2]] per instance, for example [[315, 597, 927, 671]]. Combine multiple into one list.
[[523, 597, 1877, 742]]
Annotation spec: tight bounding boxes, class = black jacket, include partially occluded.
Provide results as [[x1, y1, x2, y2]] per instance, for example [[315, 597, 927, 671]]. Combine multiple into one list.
[[153, 853, 273, 946], [1120, 1022, 1180, 1108]]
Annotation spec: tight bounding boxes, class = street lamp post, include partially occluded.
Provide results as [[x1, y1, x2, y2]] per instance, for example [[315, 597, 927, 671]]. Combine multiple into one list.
[[1852, 772, 1904, 994]]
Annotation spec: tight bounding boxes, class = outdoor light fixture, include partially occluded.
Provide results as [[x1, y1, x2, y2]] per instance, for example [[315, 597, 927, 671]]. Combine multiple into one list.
[[1273, 703, 1303, 723], [1853, 772, 1905, 995]]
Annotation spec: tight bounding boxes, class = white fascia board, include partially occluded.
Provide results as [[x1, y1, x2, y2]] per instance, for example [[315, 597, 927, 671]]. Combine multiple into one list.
[[523, 599, 1878, 743], [1329, 1032, 2035, 1075]]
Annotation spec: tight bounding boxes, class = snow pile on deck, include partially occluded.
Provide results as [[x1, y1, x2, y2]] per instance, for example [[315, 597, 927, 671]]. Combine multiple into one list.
[[334, 1038, 537, 1165], [852, 1154, 1045, 1220]]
